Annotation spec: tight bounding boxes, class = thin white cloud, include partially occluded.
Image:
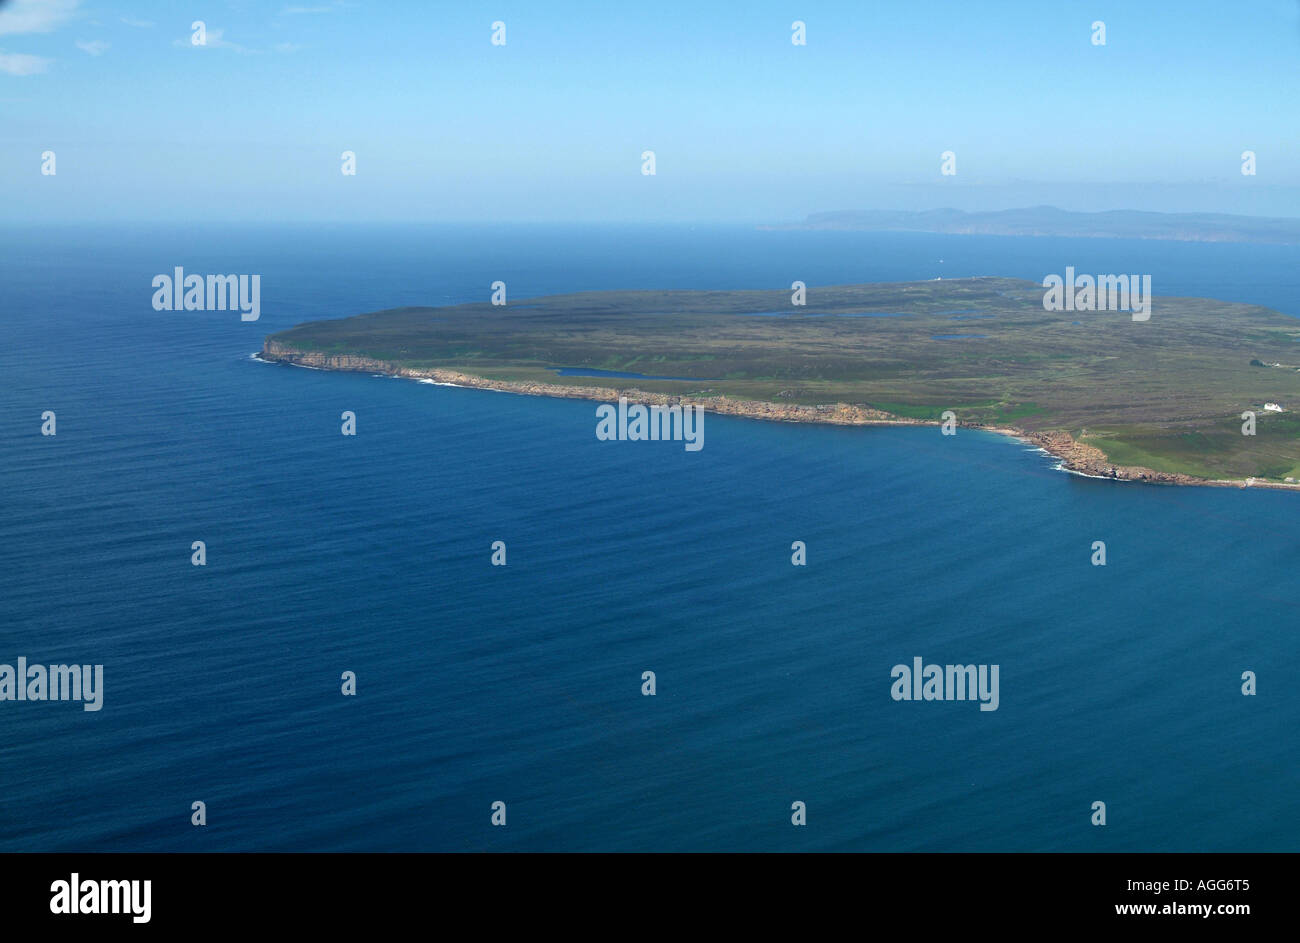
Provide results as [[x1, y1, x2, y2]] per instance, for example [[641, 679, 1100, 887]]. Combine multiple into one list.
[[0, 0, 80, 37], [120, 17, 154, 29], [0, 50, 52, 75], [75, 38, 108, 56], [273, 42, 302, 53], [172, 28, 255, 54]]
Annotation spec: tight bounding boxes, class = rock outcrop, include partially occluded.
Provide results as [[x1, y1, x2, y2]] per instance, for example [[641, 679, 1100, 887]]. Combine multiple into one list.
[[259, 340, 1298, 490], [259, 340, 903, 426], [1018, 430, 1202, 485]]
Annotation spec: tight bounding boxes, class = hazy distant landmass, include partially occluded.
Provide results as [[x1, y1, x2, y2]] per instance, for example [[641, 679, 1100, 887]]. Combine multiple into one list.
[[769, 206, 1300, 244], [263, 277, 1300, 487]]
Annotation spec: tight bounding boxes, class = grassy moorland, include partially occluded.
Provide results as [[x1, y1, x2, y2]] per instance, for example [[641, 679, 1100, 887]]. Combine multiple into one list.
[[263, 277, 1300, 483]]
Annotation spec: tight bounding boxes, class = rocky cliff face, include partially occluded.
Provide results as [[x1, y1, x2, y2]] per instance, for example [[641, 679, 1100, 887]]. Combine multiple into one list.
[[259, 340, 902, 425], [260, 339, 1267, 488], [1020, 430, 1203, 485]]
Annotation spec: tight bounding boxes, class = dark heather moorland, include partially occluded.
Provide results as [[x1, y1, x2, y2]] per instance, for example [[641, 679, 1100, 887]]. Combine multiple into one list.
[[263, 277, 1300, 484]]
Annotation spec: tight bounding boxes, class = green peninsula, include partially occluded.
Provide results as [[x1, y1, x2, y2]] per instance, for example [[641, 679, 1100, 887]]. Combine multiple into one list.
[[262, 277, 1300, 486]]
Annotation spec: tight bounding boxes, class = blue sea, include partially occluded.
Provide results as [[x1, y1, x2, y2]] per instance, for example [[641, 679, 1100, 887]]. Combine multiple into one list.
[[2, 224, 1298, 852]]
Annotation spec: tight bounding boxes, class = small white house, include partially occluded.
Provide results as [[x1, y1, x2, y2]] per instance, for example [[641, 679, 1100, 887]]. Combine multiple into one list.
[[1264, 402, 1284, 412]]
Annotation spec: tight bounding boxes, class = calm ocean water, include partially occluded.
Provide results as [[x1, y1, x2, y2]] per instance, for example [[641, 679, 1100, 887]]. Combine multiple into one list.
[[1, 224, 1297, 852]]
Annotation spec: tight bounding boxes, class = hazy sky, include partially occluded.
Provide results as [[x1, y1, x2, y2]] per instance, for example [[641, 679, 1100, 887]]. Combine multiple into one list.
[[3, 0, 1299, 222]]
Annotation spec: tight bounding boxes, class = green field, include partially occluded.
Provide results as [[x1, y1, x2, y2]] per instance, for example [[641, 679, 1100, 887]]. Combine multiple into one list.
[[265, 277, 1300, 482]]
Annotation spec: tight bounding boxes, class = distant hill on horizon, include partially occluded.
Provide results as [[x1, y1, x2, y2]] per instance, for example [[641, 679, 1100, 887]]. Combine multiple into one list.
[[768, 206, 1300, 244]]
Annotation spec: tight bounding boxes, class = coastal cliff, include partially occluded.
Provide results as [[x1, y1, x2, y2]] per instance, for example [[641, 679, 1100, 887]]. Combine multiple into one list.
[[259, 339, 901, 426], [262, 338, 1292, 490], [258, 278, 1300, 485], [1015, 430, 1203, 486]]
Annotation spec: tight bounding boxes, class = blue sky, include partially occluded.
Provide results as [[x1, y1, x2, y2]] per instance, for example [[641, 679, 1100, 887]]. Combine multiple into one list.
[[3, 0, 1298, 222]]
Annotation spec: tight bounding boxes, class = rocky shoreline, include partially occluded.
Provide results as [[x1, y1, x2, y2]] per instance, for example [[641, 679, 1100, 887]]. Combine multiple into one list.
[[259, 340, 1299, 492]]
